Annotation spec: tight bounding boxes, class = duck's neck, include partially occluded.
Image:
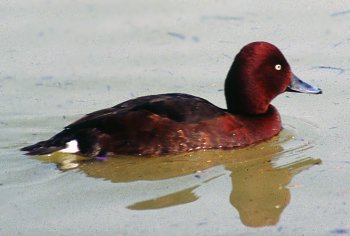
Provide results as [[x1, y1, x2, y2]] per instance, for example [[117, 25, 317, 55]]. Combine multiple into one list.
[[224, 69, 271, 115]]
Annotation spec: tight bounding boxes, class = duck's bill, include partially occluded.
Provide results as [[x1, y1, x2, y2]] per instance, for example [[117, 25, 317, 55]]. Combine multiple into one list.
[[287, 73, 322, 94]]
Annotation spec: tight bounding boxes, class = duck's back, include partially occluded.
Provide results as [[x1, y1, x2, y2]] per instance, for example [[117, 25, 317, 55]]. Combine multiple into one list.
[[69, 93, 225, 127]]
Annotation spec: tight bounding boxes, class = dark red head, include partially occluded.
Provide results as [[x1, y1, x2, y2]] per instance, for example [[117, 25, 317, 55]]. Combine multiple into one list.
[[225, 42, 321, 115]]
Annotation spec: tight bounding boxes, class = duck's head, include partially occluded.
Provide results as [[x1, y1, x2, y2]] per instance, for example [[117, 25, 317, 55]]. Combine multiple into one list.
[[225, 42, 321, 115]]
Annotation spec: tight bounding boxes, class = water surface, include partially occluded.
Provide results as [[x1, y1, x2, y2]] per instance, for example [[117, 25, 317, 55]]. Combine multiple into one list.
[[1, 1, 350, 235]]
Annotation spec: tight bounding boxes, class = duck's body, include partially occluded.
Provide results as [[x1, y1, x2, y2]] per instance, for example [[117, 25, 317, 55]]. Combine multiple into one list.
[[23, 93, 281, 156], [21, 42, 321, 157]]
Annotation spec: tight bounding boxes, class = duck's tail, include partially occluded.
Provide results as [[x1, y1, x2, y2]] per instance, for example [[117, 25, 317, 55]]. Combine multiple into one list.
[[21, 129, 77, 155]]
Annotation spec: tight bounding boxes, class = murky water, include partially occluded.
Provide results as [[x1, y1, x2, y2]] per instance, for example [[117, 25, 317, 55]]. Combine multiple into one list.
[[1, 1, 350, 235]]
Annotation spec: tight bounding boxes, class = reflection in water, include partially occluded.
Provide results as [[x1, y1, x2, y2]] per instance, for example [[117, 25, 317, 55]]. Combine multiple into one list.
[[36, 128, 321, 227], [126, 174, 224, 210], [127, 185, 200, 210], [227, 156, 319, 227]]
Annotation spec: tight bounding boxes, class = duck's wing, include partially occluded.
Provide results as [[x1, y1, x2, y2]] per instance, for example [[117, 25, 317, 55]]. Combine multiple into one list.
[[66, 93, 225, 130]]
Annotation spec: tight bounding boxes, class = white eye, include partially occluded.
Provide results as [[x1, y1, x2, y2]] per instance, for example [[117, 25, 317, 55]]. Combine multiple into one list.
[[275, 64, 282, 71]]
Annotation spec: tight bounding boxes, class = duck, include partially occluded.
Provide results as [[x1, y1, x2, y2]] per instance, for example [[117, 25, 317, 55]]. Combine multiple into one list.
[[21, 42, 322, 157]]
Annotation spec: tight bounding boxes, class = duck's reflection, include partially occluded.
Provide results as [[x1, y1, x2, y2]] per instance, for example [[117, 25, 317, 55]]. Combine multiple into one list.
[[227, 154, 319, 227], [36, 129, 321, 227]]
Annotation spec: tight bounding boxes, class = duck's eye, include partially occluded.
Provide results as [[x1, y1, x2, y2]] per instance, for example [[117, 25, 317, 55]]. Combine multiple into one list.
[[275, 64, 282, 71]]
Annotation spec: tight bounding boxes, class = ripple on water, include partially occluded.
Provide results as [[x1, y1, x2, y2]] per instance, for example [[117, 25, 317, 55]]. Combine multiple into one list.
[[0, 114, 78, 189]]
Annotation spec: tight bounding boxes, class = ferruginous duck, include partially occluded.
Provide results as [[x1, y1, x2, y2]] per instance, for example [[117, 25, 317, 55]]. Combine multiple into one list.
[[21, 42, 321, 157]]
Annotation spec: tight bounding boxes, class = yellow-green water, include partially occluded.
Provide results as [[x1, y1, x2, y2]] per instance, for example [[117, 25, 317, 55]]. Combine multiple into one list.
[[1, 1, 350, 235]]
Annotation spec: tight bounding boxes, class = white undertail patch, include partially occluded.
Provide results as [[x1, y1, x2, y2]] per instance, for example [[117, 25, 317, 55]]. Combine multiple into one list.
[[59, 140, 80, 153]]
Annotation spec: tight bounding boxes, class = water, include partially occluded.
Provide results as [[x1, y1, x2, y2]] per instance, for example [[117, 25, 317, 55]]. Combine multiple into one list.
[[1, 1, 350, 235]]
